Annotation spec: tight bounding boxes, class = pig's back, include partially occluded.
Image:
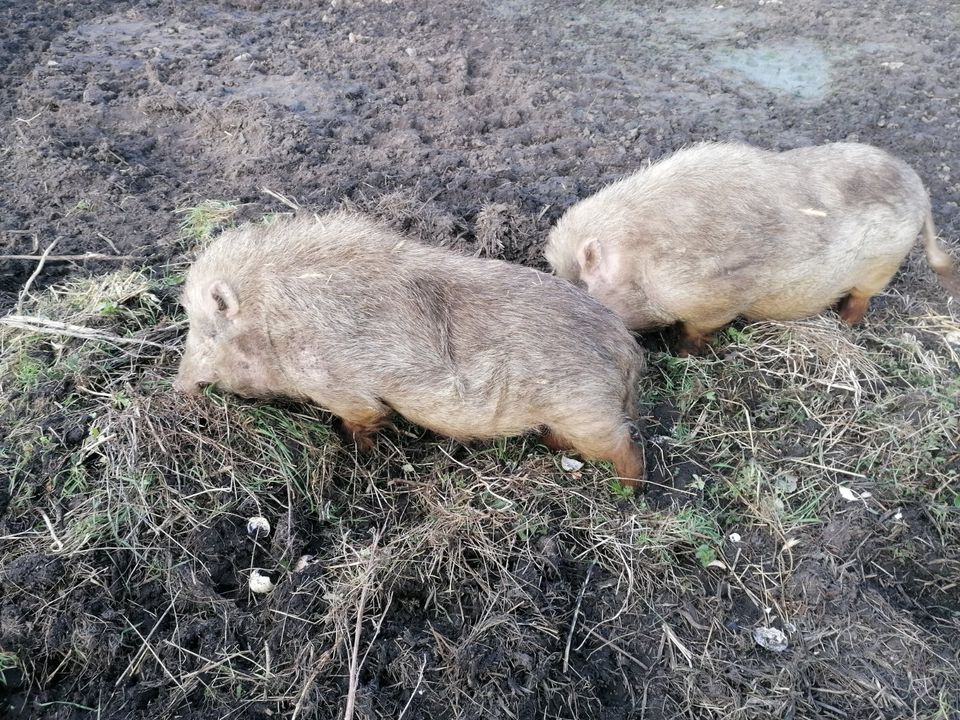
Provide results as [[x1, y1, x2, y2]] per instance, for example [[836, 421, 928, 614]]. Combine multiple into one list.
[[337, 246, 637, 372], [777, 143, 928, 220], [244, 217, 639, 432], [609, 143, 927, 317], [395, 254, 642, 435], [616, 142, 926, 252], [252, 213, 632, 364], [443, 253, 636, 361]]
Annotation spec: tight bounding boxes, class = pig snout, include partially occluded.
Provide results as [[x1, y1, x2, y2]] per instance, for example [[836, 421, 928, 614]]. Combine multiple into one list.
[[173, 367, 203, 394], [173, 354, 214, 394], [173, 377, 200, 394]]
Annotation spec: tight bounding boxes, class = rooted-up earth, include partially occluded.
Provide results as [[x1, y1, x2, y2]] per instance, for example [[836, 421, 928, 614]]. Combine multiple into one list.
[[1, 1, 958, 718]]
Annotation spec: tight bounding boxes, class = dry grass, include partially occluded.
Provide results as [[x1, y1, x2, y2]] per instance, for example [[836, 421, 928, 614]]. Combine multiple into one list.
[[174, 199, 241, 249], [1, 247, 959, 718]]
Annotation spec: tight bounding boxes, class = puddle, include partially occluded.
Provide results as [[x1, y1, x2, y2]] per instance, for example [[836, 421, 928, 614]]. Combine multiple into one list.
[[712, 42, 831, 99]]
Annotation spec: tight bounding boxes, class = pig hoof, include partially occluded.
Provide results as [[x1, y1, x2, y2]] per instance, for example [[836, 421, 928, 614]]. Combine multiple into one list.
[[353, 434, 377, 452], [341, 420, 380, 451]]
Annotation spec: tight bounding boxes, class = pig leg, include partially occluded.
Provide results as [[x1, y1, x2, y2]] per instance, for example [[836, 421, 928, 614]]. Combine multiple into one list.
[[678, 323, 722, 357], [597, 428, 646, 488], [541, 428, 574, 451], [839, 260, 902, 325], [317, 397, 390, 451], [341, 417, 384, 451], [554, 419, 646, 488], [837, 291, 871, 325]]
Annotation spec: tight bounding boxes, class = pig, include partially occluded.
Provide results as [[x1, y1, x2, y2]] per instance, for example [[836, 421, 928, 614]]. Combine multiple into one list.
[[174, 212, 647, 486], [544, 142, 960, 354]]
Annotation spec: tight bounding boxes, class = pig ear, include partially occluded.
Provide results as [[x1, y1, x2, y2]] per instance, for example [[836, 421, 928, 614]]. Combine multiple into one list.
[[577, 238, 604, 281], [208, 280, 239, 319]]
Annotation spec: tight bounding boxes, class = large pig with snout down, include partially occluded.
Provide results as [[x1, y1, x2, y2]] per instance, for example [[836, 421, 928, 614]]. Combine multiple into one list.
[[545, 142, 959, 354], [174, 212, 647, 486]]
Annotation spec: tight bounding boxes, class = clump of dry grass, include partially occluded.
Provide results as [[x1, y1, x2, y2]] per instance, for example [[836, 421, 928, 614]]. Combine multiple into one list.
[[343, 189, 463, 247], [175, 199, 241, 249], [472, 201, 542, 263], [1, 268, 958, 719]]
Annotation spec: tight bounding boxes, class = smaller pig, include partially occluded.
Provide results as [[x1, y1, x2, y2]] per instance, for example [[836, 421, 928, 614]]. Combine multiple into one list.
[[545, 142, 960, 354], [175, 212, 646, 487]]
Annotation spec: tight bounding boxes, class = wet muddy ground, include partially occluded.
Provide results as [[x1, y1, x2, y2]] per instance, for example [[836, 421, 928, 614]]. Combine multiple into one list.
[[1, 1, 959, 718], [4, 0, 960, 304]]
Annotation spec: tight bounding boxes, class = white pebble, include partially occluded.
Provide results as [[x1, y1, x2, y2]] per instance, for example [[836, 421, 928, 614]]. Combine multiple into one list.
[[753, 626, 788, 652], [249, 569, 275, 594], [246, 516, 271, 537]]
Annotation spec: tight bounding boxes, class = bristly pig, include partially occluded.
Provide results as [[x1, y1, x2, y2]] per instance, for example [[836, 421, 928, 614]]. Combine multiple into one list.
[[175, 212, 647, 486], [545, 142, 959, 354]]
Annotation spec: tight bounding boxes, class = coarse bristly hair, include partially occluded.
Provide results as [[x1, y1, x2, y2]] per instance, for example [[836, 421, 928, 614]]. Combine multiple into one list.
[[176, 211, 647, 483], [544, 141, 959, 351]]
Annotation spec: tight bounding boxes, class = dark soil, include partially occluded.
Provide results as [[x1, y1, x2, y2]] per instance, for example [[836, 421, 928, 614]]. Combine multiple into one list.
[[2, 1, 960, 718]]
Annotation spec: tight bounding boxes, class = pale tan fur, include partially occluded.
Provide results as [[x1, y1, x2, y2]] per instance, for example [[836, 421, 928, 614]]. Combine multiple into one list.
[[175, 212, 647, 485], [545, 142, 958, 350]]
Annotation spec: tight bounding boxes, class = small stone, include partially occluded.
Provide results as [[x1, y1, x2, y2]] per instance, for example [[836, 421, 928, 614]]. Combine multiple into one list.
[[560, 456, 584, 472], [82, 85, 112, 104], [65, 426, 86, 447], [753, 626, 788, 652], [249, 569, 275, 594], [233, 53, 252, 62], [246, 516, 271, 538]]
